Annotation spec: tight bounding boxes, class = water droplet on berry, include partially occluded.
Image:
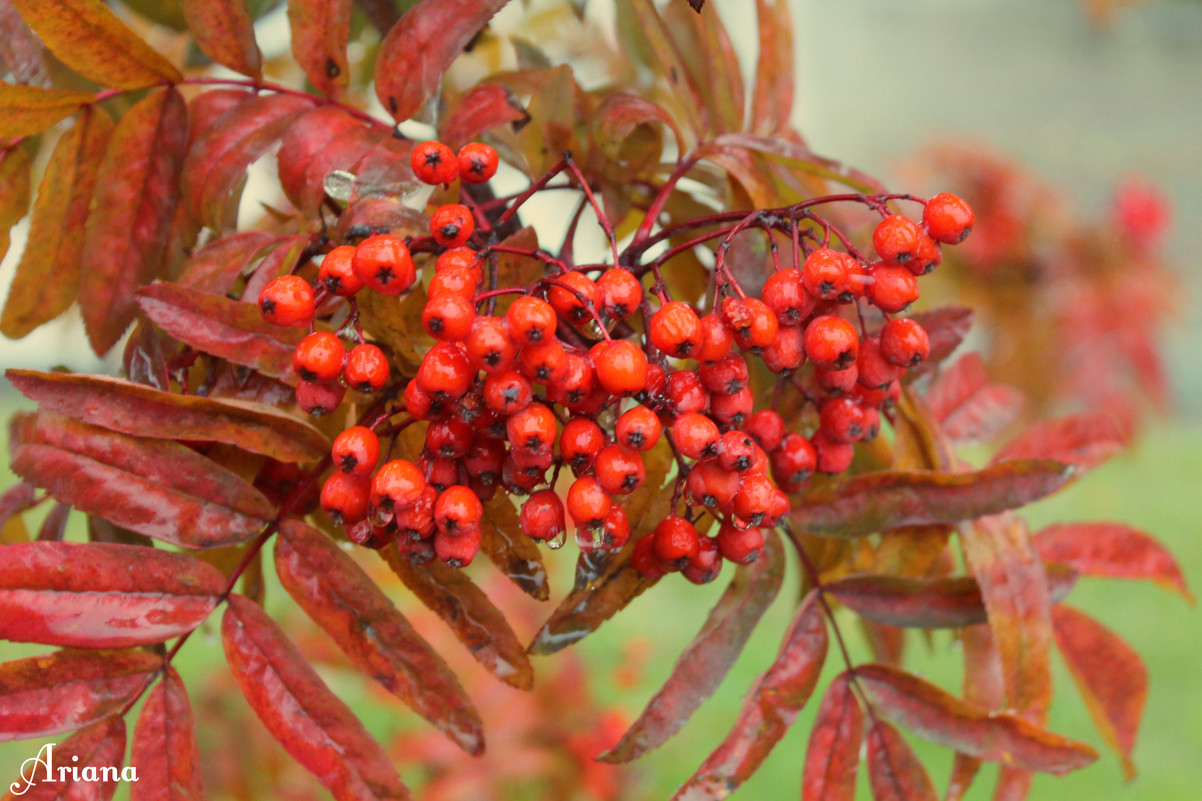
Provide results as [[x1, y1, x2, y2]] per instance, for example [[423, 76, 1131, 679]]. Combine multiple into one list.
[[546, 529, 568, 550]]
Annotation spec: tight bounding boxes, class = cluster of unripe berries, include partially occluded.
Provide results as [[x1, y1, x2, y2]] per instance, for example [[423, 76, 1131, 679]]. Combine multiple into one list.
[[256, 140, 973, 576]]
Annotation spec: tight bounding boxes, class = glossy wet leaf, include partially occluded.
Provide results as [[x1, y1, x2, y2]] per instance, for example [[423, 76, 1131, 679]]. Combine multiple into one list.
[[221, 594, 410, 800], [380, 545, 532, 691], [1, 106, 112, 339], [1051, 604, 1146, 779], [275, 521, 484, 754], [7, 716, 126, 799], [0, 83, 94, 137], [294, 122, 385, 217], [440, 83, 528, 150], [673, 591, 828, 800], [136, 282, 302, 383], [130, 667, 204, 801], [866, 720, 937, 801], [179, 0, 261, 79], [1032, 521, 1192, 602], [277, 107, 365, 213], [9, 0, 181, 88], [991, 412, 1124, 472], [479, 496, 548, 601], [925, 353, 1025, 443], [0, 541, 224, 648], [602, 530, 785, 763], [0, 144, 30, 266], [0, 648, 159, 740], [856, 663, 1098, 774], [287, 0, 353, 98], [7, 369, 328, 463], [10, 411, 273, 549], [801, 673, 863, 801], [375, 0, 511, 122], [80, 87, 188, 355], [789, 460, 1073, 539]]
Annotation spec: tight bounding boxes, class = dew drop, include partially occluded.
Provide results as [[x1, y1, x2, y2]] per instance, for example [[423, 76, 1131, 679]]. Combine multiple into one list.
[[546, 529, 568, 550]]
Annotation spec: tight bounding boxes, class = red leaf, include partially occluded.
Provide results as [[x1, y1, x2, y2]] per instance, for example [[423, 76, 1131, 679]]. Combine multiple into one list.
[[1, 106, 113, 339], [664, 0, 743, 134], [925, 353, 1025, 443], [345, 138, 418, 202], [274, 521, 484, 755], [287, 0, 353, 98], [9, 0, 181, 88], [0, 648, 159, 740], [1052, 604, 1147, 779], [129, 667, 205, 801], [239, 235, 308, 303], [866, 720, 937, 801], [991, 412, 1124, 472], [179, 0, 261, 79], [276, 107, 383, 215], [945, 624, 1001, 801], [961, 514, 1052, 718], [0, 482, 37, 533], [136, 282, 302, 383], [0, 541, 224, 648], [479, 496, 548, 601], [374, 0, 510, 122], [174, 230, 278, 293], [672, 590, 828, 800], [0, 1, 49, 87], [0, 143, 30, 266], [855, 663, 1098, 774], [1033, 521, 1192, 602], [710, 133, 887, 194], [801, 673, 863, 801], [7, 370, 329, 463], [789, 460, 1073, 539], [79, 87, 188, 355], [186, 87, 251, 143], [601, 530, 785, 763], [4, 716, 127, 799], [221, 594, 410, 800], [0, 83, 94, 137], [592, 92, 682, 167], [181, 93, 313, 228], [10, 411, 273, 549], [379, 545, 532, 691], [904, 306, 974, 379], [440, 83, 527, 151], [750, 0, 793, 135]]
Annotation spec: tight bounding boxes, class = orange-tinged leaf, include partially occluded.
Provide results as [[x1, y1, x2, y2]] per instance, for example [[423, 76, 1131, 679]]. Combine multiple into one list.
[[274, 521, 484, 755], [991, 412, 1124, 472], [1033, 521, 1192, 602], [710, 133, 887, 194], [179, 0, 261, 79], [0, 83, 94, 137], [961, 514, 1052, 718], [136, 282, 302, 383], [375, 0, 511, 122], [0, 541, 224, 648], [856, 663, 1098, 774], [750, 0, 793, 135], [673, 590, 828, 800], [10, 411, 273, 549], [175, 230, 278, 293], [9, 0, 181, 88], [129, 668, 204, 801], [379, 545, 532, 691], [295, 120, 385, 217], [0, 648, 159, 740], [0, 143, 30, 267], [79, 87, 188, 355], [801, 673, 863, 801], [593, 92, 681, 169], [925, 353, 1025, 443], [221, 594, 410, 800], [866, 720, 937, 801], [479, 496, 548, 601], [1051, 604, 1146, 779], [5, 716, 127, 798], [7, 370, 328, 463], [662, 0, 743, 134], [182, 93, 313, 228], [2, 106, 112, 339], [789, 460, 1074, 539], [440, 83, 527, 151], [601, 531, 785, 763], [615, 0, 703, 137], [287, 0, 353, 98]]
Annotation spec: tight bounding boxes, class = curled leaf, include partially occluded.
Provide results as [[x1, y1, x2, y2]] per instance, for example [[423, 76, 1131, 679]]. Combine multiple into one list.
[[593, 92, 682, 169], [440, 83, 527, 150], [130, 667, 205, 801], [1033, 521, 1192, 603]]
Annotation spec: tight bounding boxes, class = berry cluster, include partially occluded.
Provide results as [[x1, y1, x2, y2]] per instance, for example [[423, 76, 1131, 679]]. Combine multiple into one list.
[[257, 137, 973, 578]]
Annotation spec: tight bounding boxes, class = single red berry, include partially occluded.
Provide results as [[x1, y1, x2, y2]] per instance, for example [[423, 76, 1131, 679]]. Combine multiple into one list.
[[352, 234, 417, 295], [548, 270, 600, 324], [923, 192, 975, 244], [879, 317, 930, 366], [717, 523, 764, 565], [815, 364, 859, 395], [396, 535, 436, 563], [709, 385, 753, 428], [744, 409, 785, 452], [463, 437, 505, 484], [699, 354, 749, 395], [907, 232, 941, 275], [802, 248, 850, 300], [597, 268, 642, 321], [873, 214, 923, 264], [653, 516, 700, 565], [649, 301, 702, 358], [501, 453, 542, 495], [856, 337, 901, 390], [416, 342, 474, 398], [434, 527, 481, 568], [428, 268, 477, 302], [761, 325, 805, 373], [434, 485, 484, 536], [294, 332, 347, 383], [812, 430, 855, 474], [632, 533, 670, 578], [521, 489, 567, 541], [567, 476, 612, 530], [844, 257, 871, 299], [518, 338, 568, 385], [332, 426, 380, 476], [685, 460, 739, 509], [804, 315, 859, 371], [861, 407, 882, 441], [730, 297, 779, 352], [371, 459, 427, 515], [616, 405, 661, 452], [411, 141, 459, 185], [594, 444, 645, 495], [546, 352, 595, 408], [868, 264, 919, 313], [819, 397, 866, 444], [422, 292, 476, 342], [259, 275, 314, 327], [507, 402, 557, 456], [505, 296, 557, 346], [683, 535, 722, 585], [639, 363, 669, 407], [694, 313, 734, 363], [560, 417, 605, 474], [666, 370, 709, 416], [347, 520, 396, 550], [464, 315, 517, 373], [593, 339, 648, 395], [423, 455, 463, 494], [600, 504, 631, 549], [430, 204, 475, 248], [762, 269, 815, 323], [436, 246, 483, 283], [718, 430, 757, 473], [296, 380, 345, 417], [318, 246, 364, 297], [456, 142, 499, 184], [425, 417, 474, 459], [672, 412, 721, 460], [770, 432, 817, 491], [344, 343, 390, 393], [482, 369, 532, 415], [321, 472, 370, 526], [733, 472, 776, 526], [395, 485, 438, 540]]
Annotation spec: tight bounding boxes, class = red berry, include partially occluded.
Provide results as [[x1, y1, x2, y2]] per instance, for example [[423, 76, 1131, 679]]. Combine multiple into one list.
[[426, 417, 474, 459], [434, 485, 484, 535], [718, 430, 757, 473], [685, 460, 739, 509], [296, 380, 345, 417], [465, 315, 517, 373], [770, 432, 817, 490], [616, 406, 662, 452], [632, 533, 669, 579], [762, 269, 815, 323], [879, 318, 930, 367], [597, 268, 642, 321], [717, 523, 764, 565], [422, 293, 476, 342], [434, 527, 481, 567], [733, 472, 776, 526], [761, 325, 805, 373], [923, 192, 974, 244], [666, 370, 708, 416], [318, 246, 364, 297], [804, 315, 859, 371], [463, 437, 505, 484], [594, 444, 645, 495], [521, 490, 566, 541], [593, 340, 648, 395], [411, 141, 459, 185], [694, 313, 734, 363], [802, 248, 850, 300], [744, 409, 785, 452], [293, 332, 346, 382], [347, 520, 396, 550], [353, 235, 417, 295], [567, 476, 612, 529], [428, 267, 478, 301], [321, 472, 370, 526], [430, 204, 474, 248], [710, 385, 753, 428], [873, 214, 923, 264], [416, 342, 474, 398], [600, 504, 631, 549], [332, 426, 380, 476], [683, 535, 722, 585], [344, 343, 390, 393], [649, 301, 702, 358], [546, 352, 595, 408], [815, 364, 858, 395], [518, 338, 568, 385], [868, 264, 919, 313], [436, 246, 483, 282], [856, 337, 901, 390], [673, 412, 721, 460], [560, 417, 605, 473], [699, 355, 749, 395], [482, 369, 532, 415], [371, 459, 427, 515], [812, 431, 854, 474], [653, 517, 700, 565], [548, 270, 600, 324], [259, 275, 314, 327], [456, 142, 499, 184], [506, 296, 557, 346], [507, 402, 557, 456], [819, 397, 866, 444], [730, 298, 778, 352], [395, 486, 438, 540]]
